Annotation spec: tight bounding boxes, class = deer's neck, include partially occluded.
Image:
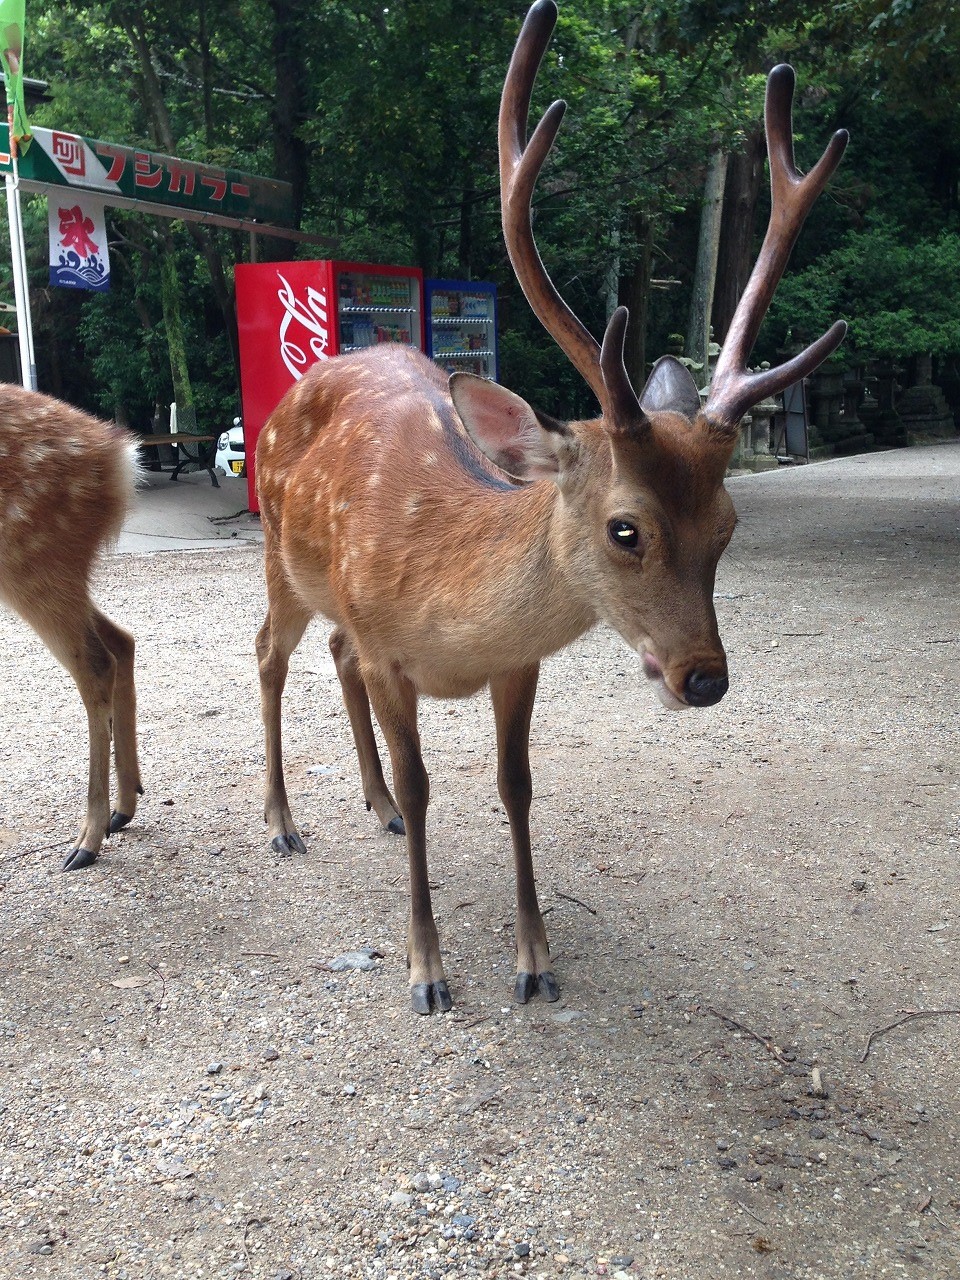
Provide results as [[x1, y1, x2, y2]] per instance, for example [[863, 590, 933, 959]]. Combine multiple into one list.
[[464, 480, 596, 656]]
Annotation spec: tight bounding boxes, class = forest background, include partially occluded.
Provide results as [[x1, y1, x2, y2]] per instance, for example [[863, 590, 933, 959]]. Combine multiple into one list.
[[7, 0, 960, 434]]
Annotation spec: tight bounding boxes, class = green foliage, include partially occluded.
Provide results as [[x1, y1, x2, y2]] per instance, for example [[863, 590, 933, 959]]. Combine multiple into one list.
[[7, 0, 960, 422], [767, 220, 960, 360]]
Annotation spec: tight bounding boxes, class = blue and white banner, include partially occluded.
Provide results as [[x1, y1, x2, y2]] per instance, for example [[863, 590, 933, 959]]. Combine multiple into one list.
[[48, 195, 110, 291]]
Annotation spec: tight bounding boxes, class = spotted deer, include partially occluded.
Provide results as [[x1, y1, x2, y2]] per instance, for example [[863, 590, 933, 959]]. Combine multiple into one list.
[[0, 386, 142, 871], [255, 0, 848, 1013]]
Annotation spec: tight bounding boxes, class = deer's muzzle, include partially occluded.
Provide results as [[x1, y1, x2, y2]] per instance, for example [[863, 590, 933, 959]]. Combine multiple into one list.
[[683, 669, 729, 707]]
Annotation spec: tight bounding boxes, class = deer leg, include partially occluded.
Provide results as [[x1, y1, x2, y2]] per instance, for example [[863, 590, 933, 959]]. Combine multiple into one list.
[[7, 587, 118, 870], [49, 614, 118, 872], [362, 663, 450, 1015], [328, 627, 404, 835], [490, 665, 559, 1005], [256, 566, 312, 856], [91, 608, 143, 833]]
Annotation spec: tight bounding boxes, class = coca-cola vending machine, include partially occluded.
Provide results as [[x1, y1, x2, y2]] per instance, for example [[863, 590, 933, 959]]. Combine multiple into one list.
[[235, 259, 425, 510]]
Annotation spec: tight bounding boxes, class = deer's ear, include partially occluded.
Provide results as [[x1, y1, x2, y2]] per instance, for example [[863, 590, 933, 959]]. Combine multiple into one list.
[[639, 355, 703, 420], [449, 373, 574, 481]]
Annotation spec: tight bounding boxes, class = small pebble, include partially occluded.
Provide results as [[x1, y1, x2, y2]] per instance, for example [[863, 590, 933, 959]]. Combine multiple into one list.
[[328, 949, 381, 972], [206, 1062, 223, 1076]]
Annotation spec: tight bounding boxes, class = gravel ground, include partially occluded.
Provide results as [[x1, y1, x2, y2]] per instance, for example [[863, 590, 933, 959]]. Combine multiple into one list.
[[0, 441, 958, 1279]]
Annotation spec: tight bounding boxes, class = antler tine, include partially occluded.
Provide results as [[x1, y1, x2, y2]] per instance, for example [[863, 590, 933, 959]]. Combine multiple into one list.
[[705, 64, 849, 433], [500, 0, 642, 426]]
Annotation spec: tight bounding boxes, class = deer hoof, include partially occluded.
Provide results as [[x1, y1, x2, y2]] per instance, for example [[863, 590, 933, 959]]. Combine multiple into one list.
[[514, 970, 560, 1004], [385, 815, 406, 836], [109, 810, 134, 833], [63, 846, 98, 872], [537, 970, 560, 1002], [271, 832, 307, 856], [410, 980, 453, 1015]]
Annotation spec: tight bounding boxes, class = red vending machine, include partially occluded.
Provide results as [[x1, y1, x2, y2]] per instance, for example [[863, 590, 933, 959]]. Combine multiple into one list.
[[235, 259, 425, 510]]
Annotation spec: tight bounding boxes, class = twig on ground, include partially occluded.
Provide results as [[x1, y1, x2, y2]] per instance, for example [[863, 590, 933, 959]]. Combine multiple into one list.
[[144, 962, 167, 1016], [703, 1005, 793, 1066], [739, 1202, 768, 1227], [859, 1008, 960, 1063], [1, 841, 64, 864], [555, 889, 597, 915]]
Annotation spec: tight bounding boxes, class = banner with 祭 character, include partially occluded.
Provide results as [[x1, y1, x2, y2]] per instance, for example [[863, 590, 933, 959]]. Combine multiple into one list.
[[48, 196, 110, 290]]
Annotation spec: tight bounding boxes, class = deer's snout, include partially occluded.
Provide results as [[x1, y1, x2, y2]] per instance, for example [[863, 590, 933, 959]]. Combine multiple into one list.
[[683, 668, 729, 707]]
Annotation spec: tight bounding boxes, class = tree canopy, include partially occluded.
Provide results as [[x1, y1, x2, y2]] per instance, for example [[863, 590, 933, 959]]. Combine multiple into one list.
[[5, 0, 958, 428]]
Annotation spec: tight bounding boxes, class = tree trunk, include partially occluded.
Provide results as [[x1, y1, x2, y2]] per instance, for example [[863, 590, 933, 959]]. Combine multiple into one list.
[[265, 0, 309, 234], [160, 234, 194, 423], [458, 177, 475, 277], [685, 146, 728, 377], [619, 214, 652, 390], [603, 224, 621, 324], [713, 127, 765, 343]]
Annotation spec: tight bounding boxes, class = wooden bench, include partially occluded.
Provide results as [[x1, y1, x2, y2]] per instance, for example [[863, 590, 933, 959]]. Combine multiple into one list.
[[136, 432, 219, 488]]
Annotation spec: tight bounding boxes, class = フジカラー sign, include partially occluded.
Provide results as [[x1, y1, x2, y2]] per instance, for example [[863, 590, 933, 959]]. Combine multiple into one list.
[[0, 124, 294, 227]]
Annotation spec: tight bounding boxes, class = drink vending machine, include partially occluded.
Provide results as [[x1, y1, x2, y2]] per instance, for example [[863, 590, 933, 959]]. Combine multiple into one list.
[[235, 259, 425, 510], [424, 279, 498, 382]]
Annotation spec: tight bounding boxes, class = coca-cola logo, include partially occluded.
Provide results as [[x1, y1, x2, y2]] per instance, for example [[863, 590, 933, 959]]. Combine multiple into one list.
[[276, 271, 330, 381]]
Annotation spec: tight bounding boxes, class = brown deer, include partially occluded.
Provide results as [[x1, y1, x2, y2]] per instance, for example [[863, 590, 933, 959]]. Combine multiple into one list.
[[0, 386, 142, 871], [255, 0, 848, 1014]]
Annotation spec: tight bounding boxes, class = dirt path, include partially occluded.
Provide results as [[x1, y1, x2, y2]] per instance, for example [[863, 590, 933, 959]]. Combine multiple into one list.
[[1, 442, 958, 1279]]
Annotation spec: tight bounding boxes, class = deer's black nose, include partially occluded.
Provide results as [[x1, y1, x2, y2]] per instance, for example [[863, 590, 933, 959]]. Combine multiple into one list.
[[684, 669, 729, 707]]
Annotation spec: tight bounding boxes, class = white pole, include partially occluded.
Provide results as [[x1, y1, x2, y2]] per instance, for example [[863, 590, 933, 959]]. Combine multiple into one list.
[[5, 98, 37, 392], [5, 172, 36, 390]]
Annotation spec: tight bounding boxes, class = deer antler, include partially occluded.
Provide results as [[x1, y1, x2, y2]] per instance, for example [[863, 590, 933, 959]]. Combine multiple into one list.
[[704, 65, 849, 434], [499, 0, 643, 430]]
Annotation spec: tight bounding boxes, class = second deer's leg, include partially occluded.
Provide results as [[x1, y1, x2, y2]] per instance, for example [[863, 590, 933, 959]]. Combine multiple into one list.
[[44, 607, 118, 872], [361, 662, 449, 1015], [328, 626, 404, 835], [91, 608, 143, 833], [256, 559, 312, 855], [7, 586, 117, 870], [490, 664, 559, 1004]]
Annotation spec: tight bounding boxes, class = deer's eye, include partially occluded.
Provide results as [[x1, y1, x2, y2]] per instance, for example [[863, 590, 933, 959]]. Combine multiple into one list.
[[608, 519, 640, 550]]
